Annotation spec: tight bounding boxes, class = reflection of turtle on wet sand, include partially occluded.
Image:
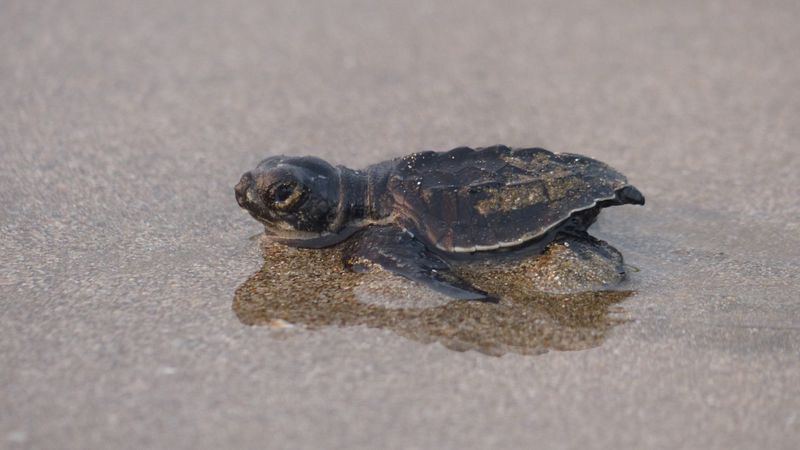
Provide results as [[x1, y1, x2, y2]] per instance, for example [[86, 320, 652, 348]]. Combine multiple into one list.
[[235, 145, 644, 300]]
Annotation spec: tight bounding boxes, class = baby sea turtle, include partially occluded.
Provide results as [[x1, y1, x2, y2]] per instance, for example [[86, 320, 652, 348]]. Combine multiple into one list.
[[235, 145, 644, 300]]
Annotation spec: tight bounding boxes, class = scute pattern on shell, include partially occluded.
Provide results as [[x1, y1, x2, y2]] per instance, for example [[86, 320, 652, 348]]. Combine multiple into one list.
[[387, 145, 631, 253]]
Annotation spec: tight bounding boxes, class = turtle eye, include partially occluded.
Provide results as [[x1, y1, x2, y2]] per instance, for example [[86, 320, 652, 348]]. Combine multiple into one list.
[[268, 181, 306, 211]]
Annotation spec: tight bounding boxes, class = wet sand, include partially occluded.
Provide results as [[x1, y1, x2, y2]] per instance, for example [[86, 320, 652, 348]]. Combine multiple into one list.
[[2, 0, 799, 449], [234, 240, 631, 356]]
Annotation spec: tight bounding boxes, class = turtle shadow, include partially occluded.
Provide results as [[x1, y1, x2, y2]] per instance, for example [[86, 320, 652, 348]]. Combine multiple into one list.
[[233, 240, 634, 356]]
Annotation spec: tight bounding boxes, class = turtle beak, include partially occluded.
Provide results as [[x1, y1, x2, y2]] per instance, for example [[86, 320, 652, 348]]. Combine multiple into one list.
[[235, 173, 254, 208], [235, 173, 275, 226]]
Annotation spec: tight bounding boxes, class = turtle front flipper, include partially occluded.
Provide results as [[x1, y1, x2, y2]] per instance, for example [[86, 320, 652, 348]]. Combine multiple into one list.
[[342, 226, 493, 302]]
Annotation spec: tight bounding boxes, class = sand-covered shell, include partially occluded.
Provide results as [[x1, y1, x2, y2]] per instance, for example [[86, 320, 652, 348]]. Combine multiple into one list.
[[387, 145, 643, 253]]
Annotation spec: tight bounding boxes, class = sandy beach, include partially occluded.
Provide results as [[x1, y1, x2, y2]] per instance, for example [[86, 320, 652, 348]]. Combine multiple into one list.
[[2, 0, 799, 448]]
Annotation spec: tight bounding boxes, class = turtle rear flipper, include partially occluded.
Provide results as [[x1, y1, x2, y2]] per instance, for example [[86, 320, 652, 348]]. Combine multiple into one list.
[[615, 185, 645, 205], [342, 226, 493, 302]]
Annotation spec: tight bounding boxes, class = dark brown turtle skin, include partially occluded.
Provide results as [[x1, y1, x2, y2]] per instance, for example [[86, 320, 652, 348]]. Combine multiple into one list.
[[235, 145, 644, 300]]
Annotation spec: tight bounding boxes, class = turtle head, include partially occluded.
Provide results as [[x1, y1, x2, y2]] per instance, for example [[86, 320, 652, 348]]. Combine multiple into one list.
[[235, 155, 348, 247]]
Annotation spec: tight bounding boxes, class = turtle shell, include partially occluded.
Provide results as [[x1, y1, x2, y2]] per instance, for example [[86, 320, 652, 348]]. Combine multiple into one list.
[[386, 145, 640, 253]]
